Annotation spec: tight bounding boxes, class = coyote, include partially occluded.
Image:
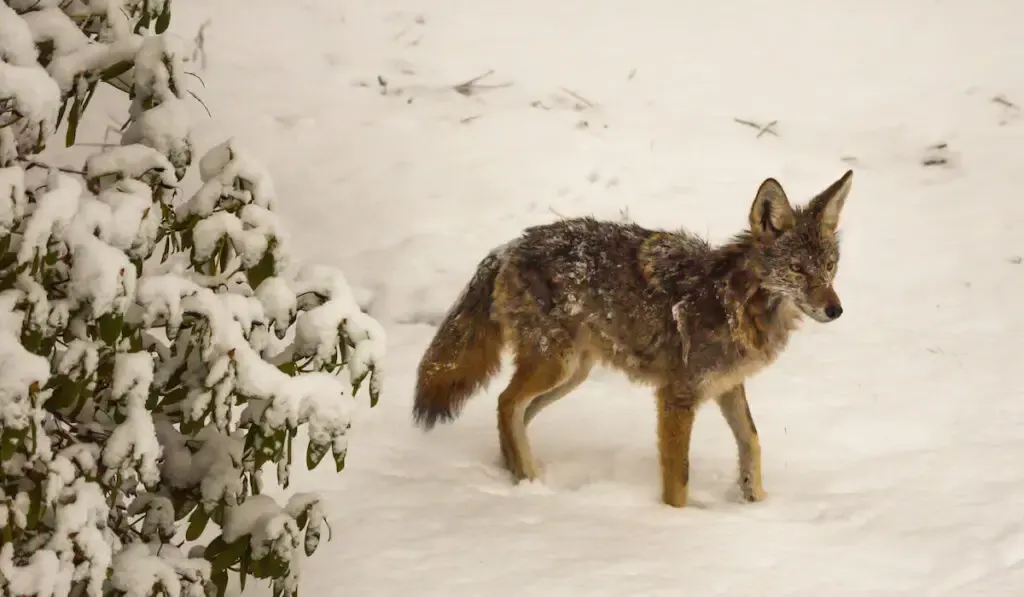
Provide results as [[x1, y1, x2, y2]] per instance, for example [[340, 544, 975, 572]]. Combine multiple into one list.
[[412, 170, 853, 508]]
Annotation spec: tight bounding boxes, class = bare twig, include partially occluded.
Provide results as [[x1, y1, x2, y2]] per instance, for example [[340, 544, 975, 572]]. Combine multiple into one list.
[[393, 25, 412, 41], [733, 118, 779, 138], [454, 69, 493, 91], [558, 86, 594, 109], [993, 95, 1019, 110], [185, 71, 206, 88], [756, 120, 778, 138], [188, 90, 212, 118], [16, 156, 86, 176], [68, 142, 121, 148], [922, 142, 949, 167], [453, 70, 512, 96]]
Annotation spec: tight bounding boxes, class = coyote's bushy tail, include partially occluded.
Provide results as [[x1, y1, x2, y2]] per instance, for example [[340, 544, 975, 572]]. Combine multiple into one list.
[[413, 248, 506, 429]]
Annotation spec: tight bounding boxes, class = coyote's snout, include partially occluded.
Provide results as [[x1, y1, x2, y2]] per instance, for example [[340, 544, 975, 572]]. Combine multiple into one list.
[[413, 170, 854, 508]]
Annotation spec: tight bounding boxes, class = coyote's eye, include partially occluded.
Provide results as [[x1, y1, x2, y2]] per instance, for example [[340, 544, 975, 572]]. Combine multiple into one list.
[[825, 260, 836, 273]]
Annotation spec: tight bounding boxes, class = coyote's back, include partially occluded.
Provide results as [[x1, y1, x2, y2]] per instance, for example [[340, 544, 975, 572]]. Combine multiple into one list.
[[413, 170, 854, 509]]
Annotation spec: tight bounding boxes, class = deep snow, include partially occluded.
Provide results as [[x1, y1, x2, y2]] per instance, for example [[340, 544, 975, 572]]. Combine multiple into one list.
[[168, 0, 1024, 594]]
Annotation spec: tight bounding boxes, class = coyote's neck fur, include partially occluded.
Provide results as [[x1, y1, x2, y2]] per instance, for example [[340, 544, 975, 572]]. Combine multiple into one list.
[[642, 230, 801, 376]]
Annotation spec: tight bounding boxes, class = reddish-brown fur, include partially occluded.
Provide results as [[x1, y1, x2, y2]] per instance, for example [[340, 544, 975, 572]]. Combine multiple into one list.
[[413, 171, 853, 507]]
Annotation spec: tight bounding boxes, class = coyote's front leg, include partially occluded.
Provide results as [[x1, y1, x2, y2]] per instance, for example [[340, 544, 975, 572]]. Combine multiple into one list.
[[655, 384, 697, 508], [716, 384, 765, 502]]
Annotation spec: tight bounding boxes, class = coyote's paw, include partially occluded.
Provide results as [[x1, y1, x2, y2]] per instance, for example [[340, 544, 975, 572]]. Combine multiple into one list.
[[740, 479, 766, 503]]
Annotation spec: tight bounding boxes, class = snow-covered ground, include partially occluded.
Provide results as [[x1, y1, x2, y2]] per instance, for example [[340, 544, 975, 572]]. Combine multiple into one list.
[[171, 0, 1024, 594]]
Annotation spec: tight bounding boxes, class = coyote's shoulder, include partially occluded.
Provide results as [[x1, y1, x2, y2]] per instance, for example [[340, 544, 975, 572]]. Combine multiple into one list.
[[413, 170, 854, 509]]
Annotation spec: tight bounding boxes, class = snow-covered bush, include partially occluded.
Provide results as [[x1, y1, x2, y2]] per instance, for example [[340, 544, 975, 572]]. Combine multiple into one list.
[[0, 3, 385, 597]]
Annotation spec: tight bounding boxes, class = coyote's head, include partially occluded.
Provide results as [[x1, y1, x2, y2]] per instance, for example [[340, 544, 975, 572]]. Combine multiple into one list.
[[746, 170, 852, 323]]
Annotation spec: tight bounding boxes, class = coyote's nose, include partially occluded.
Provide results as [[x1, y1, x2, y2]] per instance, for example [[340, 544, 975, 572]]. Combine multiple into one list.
[[824, 304, 843, 320]]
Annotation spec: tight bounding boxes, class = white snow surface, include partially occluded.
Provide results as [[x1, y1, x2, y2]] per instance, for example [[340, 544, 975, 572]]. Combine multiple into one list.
[[167, 0, 1024, 595]]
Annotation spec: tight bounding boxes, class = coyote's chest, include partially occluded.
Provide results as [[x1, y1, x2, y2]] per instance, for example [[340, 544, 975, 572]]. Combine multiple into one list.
[[696, 297, 801, 400], [697, 355, 773, 400]]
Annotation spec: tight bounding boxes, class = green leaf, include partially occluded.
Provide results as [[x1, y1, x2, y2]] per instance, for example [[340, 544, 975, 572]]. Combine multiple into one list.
[[246, 247, 276, 290], [180, 418, 202, 437], [211, 503, 226, 527], [369, 369, 380, 408], [154, 3, 172, 33], [185, 505, 209, 541], [97, 313, 123, 345], [306, 441, 328, 470], [100, 61, 134, 82], [304, 524, 320, 556], [333, 447, 346, 473], [21, 326, 44, 355], [80, 80, 100, 115], [1, 434, 17, 462], [277, 361, 297, 376], [239, 551, 250, 591], [215, 237, 231, 274], [210, 567, 228, 597], [350, 371, 366, 396], [253, 429, 285, 470], [45, 374, 80, 411], [158, 386, 188, 409], [55, 96, 70, 131], [26, 484, 43, 529], [135, 0, 152, 34], [203, 536, 229, 561], [160, 235, 172, 262], [206, 536, 245, 570], [65, 90, 84, 147]]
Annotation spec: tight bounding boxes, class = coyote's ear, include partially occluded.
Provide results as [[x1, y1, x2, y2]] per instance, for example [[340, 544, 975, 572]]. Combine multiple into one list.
[[749, 178, 796, 240], [807, 170, 853, 232]]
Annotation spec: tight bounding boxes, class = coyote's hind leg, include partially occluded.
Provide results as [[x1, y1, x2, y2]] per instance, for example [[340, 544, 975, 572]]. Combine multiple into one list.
[[496, 351, 575, 481]]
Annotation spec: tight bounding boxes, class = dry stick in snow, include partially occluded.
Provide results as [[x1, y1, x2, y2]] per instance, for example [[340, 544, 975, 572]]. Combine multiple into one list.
[[992, 95, 1018, 110], [734, 118, 779, 138], [453, 70, 512, 96], [559, 86, 595, 109]]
